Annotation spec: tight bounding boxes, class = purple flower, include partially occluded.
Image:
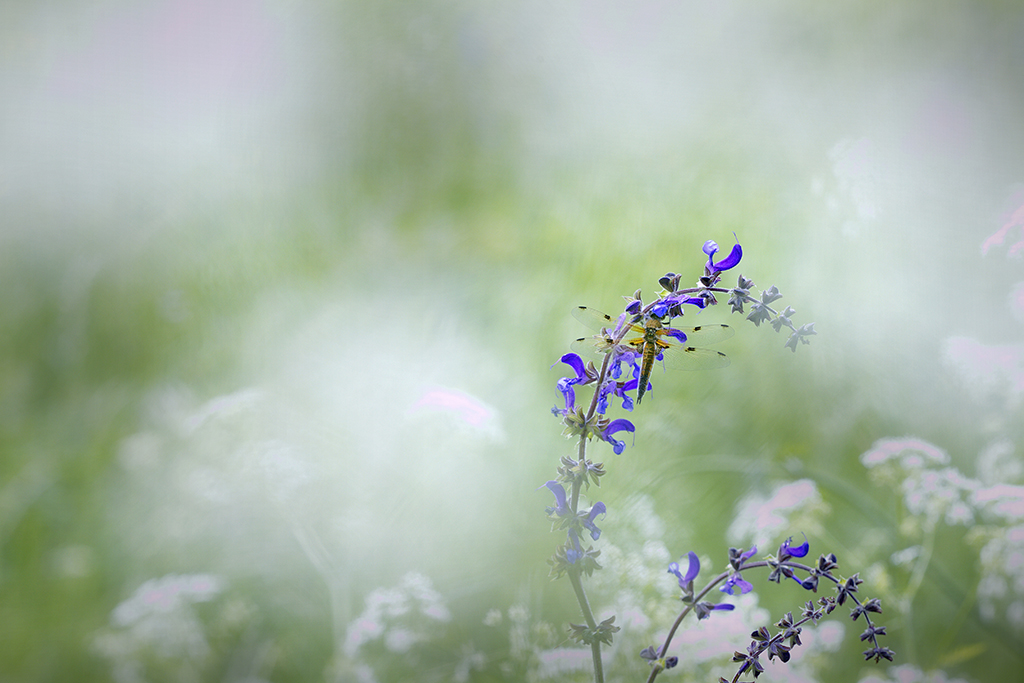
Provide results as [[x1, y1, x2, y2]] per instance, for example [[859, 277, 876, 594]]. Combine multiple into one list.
[[608, 348, 641, 384], [558, 353, 587, 384], [650, 300, 672, 318], [721, 546, 757, 595], [553, 353, 587, 415], [657, 295, 708, 317], [703, 238, 743, 272], [721, 572, 754, 596], [599, 418, 635, 455], [583, 502, 606, 540], [541, 481, 569, 517], [678, 296, 707, 309], [695, 601, 736, 620], [639, 646, 678, 669], [611, 380, 636, 412], [593, 359, 639, 414], [668, 551, 700, 589], [663, 327, 688, 344], [729, 545, 758, 570], [566, 528, 583, 564], [779, 535, 809, 560], [657, 274, 709, 313], [595, 378, 623, 415]]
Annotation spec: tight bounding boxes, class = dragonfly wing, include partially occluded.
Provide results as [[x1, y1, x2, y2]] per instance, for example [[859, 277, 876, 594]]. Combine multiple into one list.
[[572, 306, 625, 333], [653, 324, 732, 371], [571, 307, 730, 371], [670, 323, 734, 347], [658, 344, 731, 371], [571, 306, 646, 358], [570, 335, 607, 363]]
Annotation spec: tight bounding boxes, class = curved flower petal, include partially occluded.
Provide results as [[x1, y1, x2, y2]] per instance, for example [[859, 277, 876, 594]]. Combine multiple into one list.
[[559, 353, 586, 379], [555, 377, 577, 413], [541, 480, 568, 516], [695, 601, 737, 620], [675, 296, 707, 310], [584, 502, 606, 540], [704, 238, 743, 272], [668, 550, 700, 588], [779, 535, 809, 559], [613, 381, 635, 412], [665, 328, 688, 344], [554, 353, 588, 415], [601, 418, 636, 455], [721, 572, 754, 595]]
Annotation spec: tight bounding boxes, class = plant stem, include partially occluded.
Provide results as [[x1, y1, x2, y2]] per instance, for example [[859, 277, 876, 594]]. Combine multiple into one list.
[[568, 567, 603, 683]]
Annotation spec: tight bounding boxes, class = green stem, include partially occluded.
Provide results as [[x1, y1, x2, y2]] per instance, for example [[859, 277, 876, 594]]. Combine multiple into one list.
[[899, 515, 936, 666], [568, 567, 603, 683]]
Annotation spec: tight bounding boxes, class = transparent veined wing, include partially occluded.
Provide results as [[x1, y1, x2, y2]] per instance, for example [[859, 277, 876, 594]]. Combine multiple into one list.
[[570, 306, 643, 363], [570, 305, 732, 371], [571, 306, 638, 336], [654, 336, 732, 371]]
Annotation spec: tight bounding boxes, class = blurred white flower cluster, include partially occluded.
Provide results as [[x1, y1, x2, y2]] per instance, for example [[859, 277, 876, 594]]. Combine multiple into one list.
[[338, 572, 486, 683], [862, 437, 1024, 631], [343, 571, 452, 658], [92, 573, 228, 683]]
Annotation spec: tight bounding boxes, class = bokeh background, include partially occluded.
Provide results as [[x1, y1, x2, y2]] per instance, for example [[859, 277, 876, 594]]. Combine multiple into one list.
[[2, 1, 1024, 681]]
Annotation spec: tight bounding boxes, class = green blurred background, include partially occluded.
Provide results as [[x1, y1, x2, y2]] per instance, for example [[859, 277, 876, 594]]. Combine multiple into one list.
[[2, 1, 1024, 681]]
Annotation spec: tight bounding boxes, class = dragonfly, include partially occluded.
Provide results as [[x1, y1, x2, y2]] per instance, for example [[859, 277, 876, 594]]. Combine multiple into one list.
[[571, 306, 733, 404]]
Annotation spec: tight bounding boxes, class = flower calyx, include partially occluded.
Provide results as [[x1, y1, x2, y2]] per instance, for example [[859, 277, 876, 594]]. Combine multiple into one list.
[[568, 615, 620, 646], [640, 645, 678, 672]]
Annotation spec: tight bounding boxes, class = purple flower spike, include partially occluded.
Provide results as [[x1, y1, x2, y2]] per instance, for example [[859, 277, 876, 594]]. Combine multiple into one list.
[[668, 551, 700, 589], [704, 238, 743, 272], [584, 502, 607, 540], [601, 418, 635, 455]]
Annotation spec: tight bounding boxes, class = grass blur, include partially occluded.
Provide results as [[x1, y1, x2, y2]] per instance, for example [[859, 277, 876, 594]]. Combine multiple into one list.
[[2, 1, 1024, 681]]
